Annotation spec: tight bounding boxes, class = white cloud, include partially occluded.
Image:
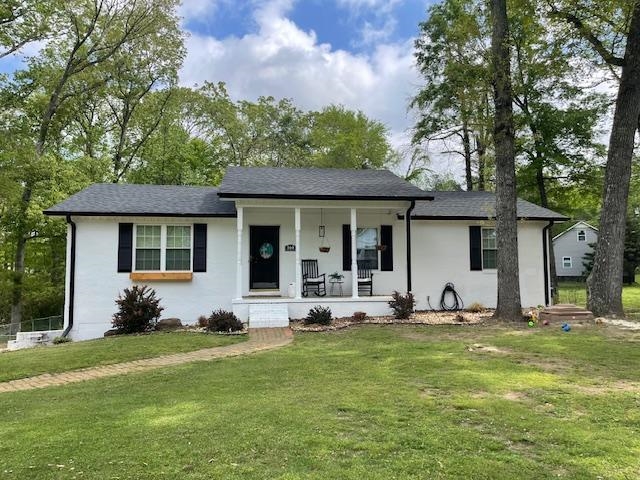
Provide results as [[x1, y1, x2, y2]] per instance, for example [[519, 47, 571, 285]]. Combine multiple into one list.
[[179, 0, 219, 21], [180, 0, 421, 151]]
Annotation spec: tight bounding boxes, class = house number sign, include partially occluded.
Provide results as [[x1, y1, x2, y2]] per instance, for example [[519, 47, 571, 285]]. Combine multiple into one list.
[[285, 244, 296, 252]]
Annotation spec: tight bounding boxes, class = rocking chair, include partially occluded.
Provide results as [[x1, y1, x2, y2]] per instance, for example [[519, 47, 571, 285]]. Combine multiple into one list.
[[357, 264, 374, 296], [302, 259, 327, 297]]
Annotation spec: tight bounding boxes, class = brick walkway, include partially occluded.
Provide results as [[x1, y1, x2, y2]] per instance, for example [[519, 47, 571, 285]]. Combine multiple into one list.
[[0, 328, 293, 394]]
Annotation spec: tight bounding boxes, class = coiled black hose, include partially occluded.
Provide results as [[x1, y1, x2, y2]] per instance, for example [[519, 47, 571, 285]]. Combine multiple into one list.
[[440, 282, 464, 311]]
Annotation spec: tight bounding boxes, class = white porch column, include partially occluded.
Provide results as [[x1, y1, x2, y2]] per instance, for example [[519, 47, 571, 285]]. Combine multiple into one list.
[[350, 208, 358, 299], [294, 208, 302, 299], [235, 207, 243, 300]]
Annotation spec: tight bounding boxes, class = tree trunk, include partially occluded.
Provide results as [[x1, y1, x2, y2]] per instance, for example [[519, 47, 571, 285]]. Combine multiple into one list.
[[587, 2, 640, 317], [476, 134, 486, 191], [10, 184, 32, 330], [491, 0, 522, 320], [462, 121, 473, 191]]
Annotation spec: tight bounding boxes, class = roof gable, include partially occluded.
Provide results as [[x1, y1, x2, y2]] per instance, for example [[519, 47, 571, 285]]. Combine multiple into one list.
[[217, 167, 433, 200], [552, 220, 598, 241]]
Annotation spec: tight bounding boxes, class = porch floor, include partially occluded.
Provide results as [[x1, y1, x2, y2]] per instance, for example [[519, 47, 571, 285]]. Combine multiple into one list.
[[239, 295, 392, 302]]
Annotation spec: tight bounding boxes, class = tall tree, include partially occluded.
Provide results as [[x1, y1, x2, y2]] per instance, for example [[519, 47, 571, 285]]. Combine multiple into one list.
[[308, 105, 393, 169], [412, 0, 493, 191], [550, 1, 640, 316], [5, 0, 183, 328], [491, 0, 522, 319]]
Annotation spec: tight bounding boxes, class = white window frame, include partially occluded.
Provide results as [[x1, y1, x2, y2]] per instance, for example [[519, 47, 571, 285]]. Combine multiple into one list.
[[481, 227, 497, 270], [577, 229, 586, 242], [133, 224, 193, 272], [562, 256, 572, 269]]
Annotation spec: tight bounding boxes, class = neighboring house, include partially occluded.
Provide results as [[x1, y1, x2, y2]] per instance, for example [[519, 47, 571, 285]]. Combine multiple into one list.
[[45, 167, 567, 340], [552, 221, 598, 280]]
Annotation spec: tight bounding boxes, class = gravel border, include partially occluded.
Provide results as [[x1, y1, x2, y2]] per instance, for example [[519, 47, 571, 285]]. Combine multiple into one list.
[[291, 310, 492, 332]]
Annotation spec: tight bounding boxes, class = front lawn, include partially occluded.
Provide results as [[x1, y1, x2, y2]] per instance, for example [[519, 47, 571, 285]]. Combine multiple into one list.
[[0, 331, 245, 383], [1, 324, 639, 479]]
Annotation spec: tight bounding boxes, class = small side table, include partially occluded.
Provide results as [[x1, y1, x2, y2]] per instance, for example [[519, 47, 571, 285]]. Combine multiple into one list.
[[329, 279, 344, 296]]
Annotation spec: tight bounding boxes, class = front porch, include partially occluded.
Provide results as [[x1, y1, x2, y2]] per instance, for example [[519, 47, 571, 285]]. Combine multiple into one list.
[[232, 294, 394, 327], [231, 199, 413, 303]]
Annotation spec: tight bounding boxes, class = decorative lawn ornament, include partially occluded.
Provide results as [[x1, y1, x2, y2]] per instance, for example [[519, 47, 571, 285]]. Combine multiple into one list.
[[562, 323, 571, 332], [528, 320, 535, 327]]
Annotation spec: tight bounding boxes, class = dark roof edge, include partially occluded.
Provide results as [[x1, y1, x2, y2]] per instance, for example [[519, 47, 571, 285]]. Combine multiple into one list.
[[407, 215, 569, 221], [218, 193, 434, 201], [43, 211, 237, 218]]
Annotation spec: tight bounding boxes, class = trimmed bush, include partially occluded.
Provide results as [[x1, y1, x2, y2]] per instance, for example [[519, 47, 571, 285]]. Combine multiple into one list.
[[52, 336, 72, 345], [466, 302, 485, 313], [388, 291, 415, 319], [197, 315, 209, 328], [352, 311, 367, 322], [305, 306, 332, 325], [112, 285, 164, 334], [207, 309, 244, 332]]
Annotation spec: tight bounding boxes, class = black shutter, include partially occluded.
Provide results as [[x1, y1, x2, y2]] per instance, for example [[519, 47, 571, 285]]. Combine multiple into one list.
[[342, 224, 351, 271], [469, 226, 482, 271], [380, 225, 393, 271], [118, 223, 133, 273], [193, 223, 207, 272]]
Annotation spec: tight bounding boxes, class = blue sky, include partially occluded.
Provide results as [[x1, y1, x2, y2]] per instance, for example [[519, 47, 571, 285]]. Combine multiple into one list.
[[183, 1, 428, 53]]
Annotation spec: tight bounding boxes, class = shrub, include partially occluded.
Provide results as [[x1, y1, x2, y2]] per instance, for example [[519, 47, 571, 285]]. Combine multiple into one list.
[[305, 306, 332, 325], [52, 336, 72, 345], [207, 309, 244, 332], [466, 302, 485, 313], [112, 285, 164, 334], [388, 291, 415, 319], [352, 311, 367, 322], [197, 315, 208, 328]]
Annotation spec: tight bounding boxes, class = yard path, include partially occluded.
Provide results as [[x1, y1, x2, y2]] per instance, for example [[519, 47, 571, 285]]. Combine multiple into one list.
[[0, 328, 293, 394]]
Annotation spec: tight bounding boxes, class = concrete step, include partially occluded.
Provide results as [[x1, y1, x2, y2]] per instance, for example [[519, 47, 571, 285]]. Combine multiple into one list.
[[7, 330, 64, 351], [540, 304, 593, 322], [249, 303, 290, 328]]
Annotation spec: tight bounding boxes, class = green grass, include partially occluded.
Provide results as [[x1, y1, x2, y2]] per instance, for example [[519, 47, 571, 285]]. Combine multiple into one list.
[[557, 274, 640, 316], [1, 324, 640, 479], [0, 331, 245, 383]]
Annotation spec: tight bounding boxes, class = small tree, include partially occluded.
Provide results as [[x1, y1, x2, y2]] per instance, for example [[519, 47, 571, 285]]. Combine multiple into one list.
[[112, 285, 164, 334]]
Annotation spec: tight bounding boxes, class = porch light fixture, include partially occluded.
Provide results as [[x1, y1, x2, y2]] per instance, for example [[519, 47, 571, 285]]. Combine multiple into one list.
[[319, 209, 330, 252], [319, 209, 325, 237]]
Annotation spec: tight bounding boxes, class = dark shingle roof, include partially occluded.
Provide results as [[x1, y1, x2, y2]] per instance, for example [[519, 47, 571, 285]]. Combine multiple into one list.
[[412, 191, 567, 221], [217, 167, 434, 200], [44, 179, 567, 222], [44, 184, 236, 217]]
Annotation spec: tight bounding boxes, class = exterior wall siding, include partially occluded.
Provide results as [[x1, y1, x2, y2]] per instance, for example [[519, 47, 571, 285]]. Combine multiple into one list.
[[553, 225, 597, 278], [63, 213, 550, 340], [411, 220, 547, 309], [67, 216, 236, 340]]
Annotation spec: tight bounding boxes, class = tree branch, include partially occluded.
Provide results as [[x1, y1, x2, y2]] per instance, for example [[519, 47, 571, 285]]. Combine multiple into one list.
[[548, 6, 625, 67]]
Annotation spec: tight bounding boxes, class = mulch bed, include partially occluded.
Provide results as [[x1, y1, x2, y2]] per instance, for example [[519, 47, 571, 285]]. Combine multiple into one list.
[[291, 310, 493, 332]]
